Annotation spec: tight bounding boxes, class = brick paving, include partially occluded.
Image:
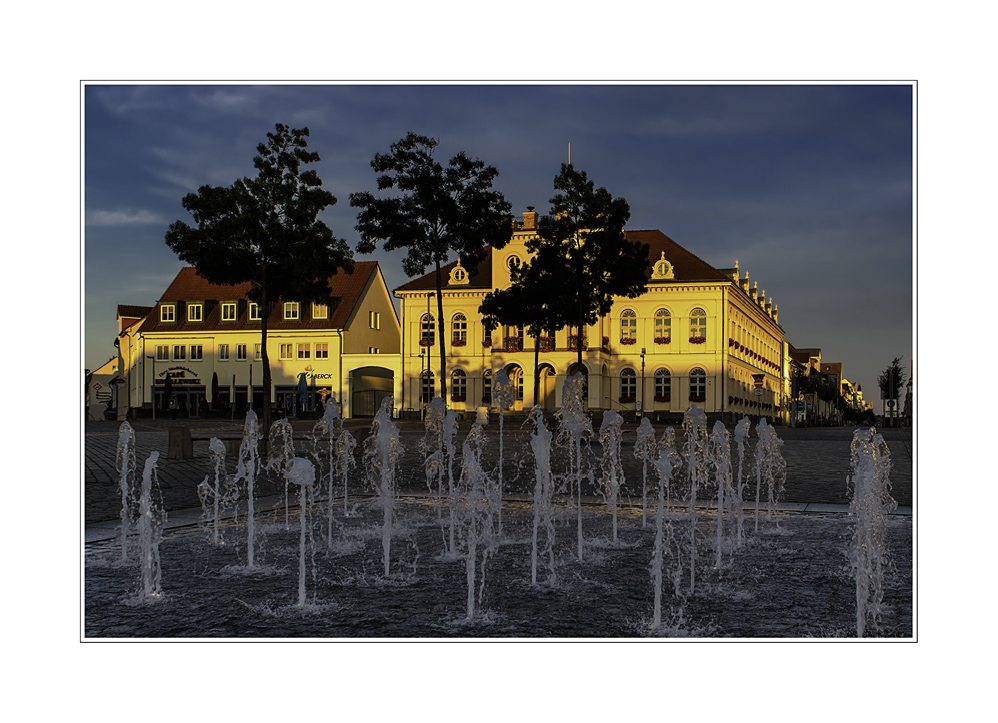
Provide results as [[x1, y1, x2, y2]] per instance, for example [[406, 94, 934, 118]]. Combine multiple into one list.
[[84, 417, 913, 526]]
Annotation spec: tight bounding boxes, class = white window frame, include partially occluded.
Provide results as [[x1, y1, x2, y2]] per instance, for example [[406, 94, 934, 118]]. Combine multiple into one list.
[[173, 345, 185, 360], [279, 343, 293, 360], [312, 303, 328, 320], [451, 369, 467, 400], [655, 369, 671, 398], [249, 302, 261, 321], [690, 308, 707, 341], [369, 311, 380, 330], [297, 343, 310, 359], [160, 305, 175, 323], [621, 309, 637, 340], [188, 303, 203, 322], [284, 302, 299, 320], [655, 309, 672, 339], [156, 345, 169, 361], [218, 344, 229, 361], [315, 343, 328, 359], [620, 368, 637, 398], [254, 344, 262, 361], [369, 347, 380, 354], [190, 345, 203, 361], [452, 313, 467, 342], [236, 344, 247, 361], [221, 303, 237, 321]]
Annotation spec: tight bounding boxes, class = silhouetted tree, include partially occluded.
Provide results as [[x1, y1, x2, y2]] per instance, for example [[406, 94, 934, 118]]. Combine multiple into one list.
[[166, 124, 354, 438], [351, 133, 512, 402], [530, 164, 649, 368]]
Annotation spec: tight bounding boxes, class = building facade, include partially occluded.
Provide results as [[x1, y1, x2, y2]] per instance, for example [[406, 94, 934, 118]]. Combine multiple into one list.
[[114, 261, 401, 419], [395, 210, 787, 423]]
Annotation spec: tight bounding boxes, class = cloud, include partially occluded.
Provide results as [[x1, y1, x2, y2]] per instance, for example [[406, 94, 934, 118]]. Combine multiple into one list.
[[86, 209, 166, 226]]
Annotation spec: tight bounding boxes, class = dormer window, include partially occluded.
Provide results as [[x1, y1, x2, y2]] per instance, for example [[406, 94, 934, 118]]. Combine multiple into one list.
[[284, 302, 299, 320], [312, 303, 328, 320], [507, 255, 520, 273], [188, 303, 203, 322], [449, 260, 469, 285], [249, 302, 261, 321], [160, 304, 175, 323], [221, 303, 237, 321], [651, 252, 675, 280]]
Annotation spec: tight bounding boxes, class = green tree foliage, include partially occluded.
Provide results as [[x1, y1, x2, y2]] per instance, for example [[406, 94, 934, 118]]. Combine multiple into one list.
[[165, 124, 353, 437], [351, 133, 512, 401], [531, 164, 650, 367]]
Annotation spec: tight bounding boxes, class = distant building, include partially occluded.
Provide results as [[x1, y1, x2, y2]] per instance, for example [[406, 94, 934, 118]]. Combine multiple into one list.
[[114, 261, 400, 419], [394, 209, 787, 423]]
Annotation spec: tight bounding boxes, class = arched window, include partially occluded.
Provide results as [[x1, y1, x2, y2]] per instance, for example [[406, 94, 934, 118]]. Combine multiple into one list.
[[655, 369, 671, 401], [451, 369, 467, 402], [620, 368, 637, 401], [690, 308, 707, 343], [689, 367, 706, 402], [452, 313, 467, 344], [421, 370, 434, 403], [482, 370, 492, 404], [655, 309, 671, 342], [620, 309, 637, 341], [421, 314, 435, 345]]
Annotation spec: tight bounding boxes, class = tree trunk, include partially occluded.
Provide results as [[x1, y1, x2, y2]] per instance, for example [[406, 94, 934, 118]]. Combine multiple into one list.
[[533, 328, 541, 405], [435, 256, 447, 403], [261, 271, 271, 452]]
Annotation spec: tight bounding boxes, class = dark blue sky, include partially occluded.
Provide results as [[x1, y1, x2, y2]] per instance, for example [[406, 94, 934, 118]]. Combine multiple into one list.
[[84, 83, 912, 399]]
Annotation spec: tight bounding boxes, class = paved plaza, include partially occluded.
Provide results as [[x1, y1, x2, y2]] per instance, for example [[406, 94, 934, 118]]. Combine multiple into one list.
[[84, 416, 913, 529]]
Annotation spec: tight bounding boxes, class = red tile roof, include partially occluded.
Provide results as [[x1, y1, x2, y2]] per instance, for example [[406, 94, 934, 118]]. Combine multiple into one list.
[[142, 262, 377, 333], [394, 230, 729, 293]]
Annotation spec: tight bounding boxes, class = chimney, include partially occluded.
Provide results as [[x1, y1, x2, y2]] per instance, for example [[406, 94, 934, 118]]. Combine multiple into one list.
[[523, 206, 537, 230]]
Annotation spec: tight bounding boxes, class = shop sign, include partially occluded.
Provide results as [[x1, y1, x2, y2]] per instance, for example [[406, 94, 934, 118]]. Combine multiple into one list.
[[302, 364, 335, 380], [155, 366, 201, 385]]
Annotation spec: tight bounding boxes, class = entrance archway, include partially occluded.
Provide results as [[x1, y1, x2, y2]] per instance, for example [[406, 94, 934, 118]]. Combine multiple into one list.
[[503, 363, 525, 411], [349, 365, 395, 418], [537, 363, 556, 411]]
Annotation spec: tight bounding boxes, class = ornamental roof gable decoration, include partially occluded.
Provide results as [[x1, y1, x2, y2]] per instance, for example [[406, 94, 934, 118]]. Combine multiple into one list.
[[651, 251, 675, 280], [449, 259, 470, 286]]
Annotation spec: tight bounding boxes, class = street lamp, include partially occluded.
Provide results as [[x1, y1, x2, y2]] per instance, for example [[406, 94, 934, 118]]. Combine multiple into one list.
[[146, 355, 156, 420]]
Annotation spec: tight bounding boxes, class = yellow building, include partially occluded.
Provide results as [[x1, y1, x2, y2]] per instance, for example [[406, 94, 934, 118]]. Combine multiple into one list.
[[114, 261, 400, 419], [394, 210, 786, 423]]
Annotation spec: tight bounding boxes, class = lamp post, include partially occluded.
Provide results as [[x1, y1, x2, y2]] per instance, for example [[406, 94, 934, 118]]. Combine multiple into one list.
[[146, 355, 156, 420], [640, 347, 646, 419]]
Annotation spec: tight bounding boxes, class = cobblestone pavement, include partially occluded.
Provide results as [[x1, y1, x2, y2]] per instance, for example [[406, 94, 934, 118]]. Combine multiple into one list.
[[84, 417, 913, 526]]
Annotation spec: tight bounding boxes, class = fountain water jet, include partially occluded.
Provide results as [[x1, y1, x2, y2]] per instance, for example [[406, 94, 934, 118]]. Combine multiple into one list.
[[732, 417, 751, 547], [708, 421, 735, 570], [633, 417, 657, 528], [197, 438, 229, 545], [682, 405, 708, 593], [528, 406, 556, 586], [492, 369, 516, 537], [267, 418, 295, 528], [137, 451, 164, 597], [848, 427, 896, 637], [364, 399, 402, 577], [232, 411, 261, 567], [754, 418, 787, 531], [556, 373, 593, 561], [651, 429, 682, 630], [287, 457, 316, 608], [312, 397, 341, 543], [598, 410, 625, 543], [115, 422, 136, 562]]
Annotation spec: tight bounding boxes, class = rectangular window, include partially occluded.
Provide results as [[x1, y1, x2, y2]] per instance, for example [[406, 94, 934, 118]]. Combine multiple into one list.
[[160, 305, 175, 322], [312, 303, 328, 320], [173, 345, 185, 360], [249, 303, 261, 321], [284, 302, 299, 320], [156, 345, 169, 360], [188, 304, 203, 322], [298, 343, 310, 359], [237, 344, 247, 361], [315, 343, 328, 359], [280, 343, 293, 360], [221, 303, 237, 321], [218, 344, 229, 361], [369, 347, 380, 354], [369, 311, 380, 330], [190, 345, 203, 361], [254, 344, 262, 361]]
